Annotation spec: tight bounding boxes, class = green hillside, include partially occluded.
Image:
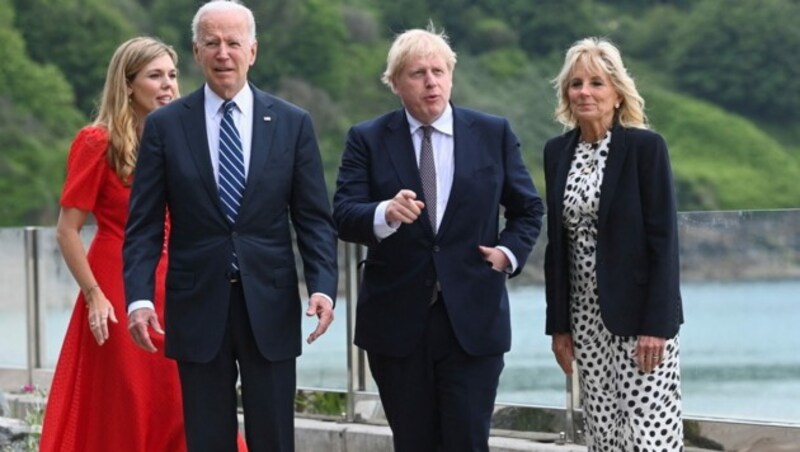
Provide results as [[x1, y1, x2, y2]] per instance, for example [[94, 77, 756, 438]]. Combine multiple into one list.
[[646, 87, 800, 210], [1, 0, 798, 225]]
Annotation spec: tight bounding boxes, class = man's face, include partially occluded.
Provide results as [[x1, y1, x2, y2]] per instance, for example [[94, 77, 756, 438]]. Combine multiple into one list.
[[193, 9, 257, 99], [393, 53, 452, 125]]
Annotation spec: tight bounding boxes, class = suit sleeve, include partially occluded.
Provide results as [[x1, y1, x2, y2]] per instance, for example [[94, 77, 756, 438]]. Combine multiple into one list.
[[496, 120, 544, 276], [123, 116, 167, 307], [639, 134, 682, 337], [289, 113, 339, 304], [332, 126, 382, 247], [542, 139, 571, 335]]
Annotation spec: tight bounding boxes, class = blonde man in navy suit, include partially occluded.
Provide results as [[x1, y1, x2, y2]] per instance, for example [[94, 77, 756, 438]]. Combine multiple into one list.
[[333, 26, 543, 452], [123, 1, 337, 451]]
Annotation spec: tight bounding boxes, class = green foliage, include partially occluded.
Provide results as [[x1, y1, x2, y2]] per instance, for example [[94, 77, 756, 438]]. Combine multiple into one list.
[[249, 0, 349, 96], [294, 389, 346, 417], [664, 0, 800, 121], [0, 102, 68, 226], [12, 0, 135, 115], [1, 0, 799, 225], [645, 86, 800, 210], [0, 9, 82, 226]]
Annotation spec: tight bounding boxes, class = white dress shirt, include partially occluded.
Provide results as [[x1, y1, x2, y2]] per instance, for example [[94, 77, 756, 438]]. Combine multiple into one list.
[[372, 105, 518, 272]]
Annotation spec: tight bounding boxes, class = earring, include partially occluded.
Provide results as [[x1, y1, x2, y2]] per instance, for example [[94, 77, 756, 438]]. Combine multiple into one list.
[[615, 103, 620, 109]]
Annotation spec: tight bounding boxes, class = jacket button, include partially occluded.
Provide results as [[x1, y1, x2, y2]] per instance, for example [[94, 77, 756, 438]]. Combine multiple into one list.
[[433, 245, 440, 252], [232, 232, 238, 238]]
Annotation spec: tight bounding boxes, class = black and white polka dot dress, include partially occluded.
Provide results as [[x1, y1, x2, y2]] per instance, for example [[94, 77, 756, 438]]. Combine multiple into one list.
[[563, 132, 683, 451]]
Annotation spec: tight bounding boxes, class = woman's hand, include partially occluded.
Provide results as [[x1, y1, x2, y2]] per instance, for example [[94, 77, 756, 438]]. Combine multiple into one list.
[[552, 333, 575, 374], [635, 335, 666, 373], [85, 286, 118, 345]]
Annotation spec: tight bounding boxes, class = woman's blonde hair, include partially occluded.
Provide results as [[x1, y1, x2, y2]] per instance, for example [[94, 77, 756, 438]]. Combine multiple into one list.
[[93, 36, 178, 184], [552, 37, 647, 129]]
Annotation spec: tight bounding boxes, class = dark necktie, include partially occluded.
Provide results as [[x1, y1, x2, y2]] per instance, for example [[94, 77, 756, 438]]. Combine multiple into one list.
[[218, 100, 245, 271], [419, 125, 437, 233]]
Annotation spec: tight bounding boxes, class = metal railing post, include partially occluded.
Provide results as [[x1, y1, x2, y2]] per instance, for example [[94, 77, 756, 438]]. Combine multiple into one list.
[[344, 241, 365, 422], [24, 227, 42, 385], [558, 360, 580, 444]]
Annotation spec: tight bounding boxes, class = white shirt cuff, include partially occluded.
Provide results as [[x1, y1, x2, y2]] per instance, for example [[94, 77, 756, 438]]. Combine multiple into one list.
[[373, 200, 400, 240], [312, 293, 334, 309], [127, 300, 155, 315], [496, 246, 518, 273]]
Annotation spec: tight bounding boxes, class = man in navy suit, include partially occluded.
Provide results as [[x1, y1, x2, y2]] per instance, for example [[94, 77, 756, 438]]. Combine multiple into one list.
[[333, 26, 543, 452], [123, 1, 337, 451]]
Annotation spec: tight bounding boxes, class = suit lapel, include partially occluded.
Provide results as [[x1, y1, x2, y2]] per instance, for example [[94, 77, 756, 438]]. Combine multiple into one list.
[[598, 124, 627, 229], [240, 86, 276, 210], [385, 110, 424, 197], [179, 89, 223, 215], [436, 107, 473, 238]]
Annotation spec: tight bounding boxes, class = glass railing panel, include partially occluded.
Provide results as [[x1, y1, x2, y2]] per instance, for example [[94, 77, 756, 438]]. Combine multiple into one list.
[[497, 232, 564, 408], [0, 228, 29, 368], [287, 241, 350, 391], [678, 209, 800, 424]]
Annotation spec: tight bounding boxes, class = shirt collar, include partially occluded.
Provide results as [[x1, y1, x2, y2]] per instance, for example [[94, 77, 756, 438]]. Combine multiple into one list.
[[205, 84, 254, 116], [406, 103, 454, 137]]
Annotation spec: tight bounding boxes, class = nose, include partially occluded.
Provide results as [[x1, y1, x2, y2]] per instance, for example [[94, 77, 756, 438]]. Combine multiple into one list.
[[424, 71, 436, 87], [216, 43, 231, 59]]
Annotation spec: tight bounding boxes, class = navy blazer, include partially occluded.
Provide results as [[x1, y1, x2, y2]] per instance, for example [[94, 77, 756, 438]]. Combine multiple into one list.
[[333, 106, 543, 357], [124, 84, 338, 363], [543, 124, 683, 339]]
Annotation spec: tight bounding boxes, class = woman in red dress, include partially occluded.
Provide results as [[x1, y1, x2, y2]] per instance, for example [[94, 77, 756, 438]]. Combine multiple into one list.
[[39, 37, 247, 452]]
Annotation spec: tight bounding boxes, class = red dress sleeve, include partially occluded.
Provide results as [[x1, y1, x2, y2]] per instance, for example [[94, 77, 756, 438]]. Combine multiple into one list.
[[60, 126, 110, 211]]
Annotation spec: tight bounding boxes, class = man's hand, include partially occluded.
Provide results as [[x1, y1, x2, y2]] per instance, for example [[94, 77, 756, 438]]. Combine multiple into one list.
[[127, 307, 164, 353], [478, 245, 510, 271], [385, 189, 425, 224], [306, 294, 334, 344]]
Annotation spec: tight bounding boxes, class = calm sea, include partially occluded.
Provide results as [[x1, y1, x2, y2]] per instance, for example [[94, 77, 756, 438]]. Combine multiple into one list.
[[2, 280, 798, 425]]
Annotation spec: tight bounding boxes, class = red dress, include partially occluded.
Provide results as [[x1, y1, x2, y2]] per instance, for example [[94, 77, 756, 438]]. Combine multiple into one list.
[[39, 126, 186, 451]]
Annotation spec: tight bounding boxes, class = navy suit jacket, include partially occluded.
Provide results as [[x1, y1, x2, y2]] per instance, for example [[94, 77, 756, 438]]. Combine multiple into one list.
[[333, 106, 543, 357], [543, 124, 683, 339], [124, 84, 338, 363]]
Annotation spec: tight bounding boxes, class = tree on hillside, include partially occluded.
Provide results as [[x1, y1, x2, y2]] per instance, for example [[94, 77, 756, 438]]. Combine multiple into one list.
[[666, 0, 800, 121], [247, 0, 348, 96], [0, 4, 83, 225], [12, 0, 134, 115]]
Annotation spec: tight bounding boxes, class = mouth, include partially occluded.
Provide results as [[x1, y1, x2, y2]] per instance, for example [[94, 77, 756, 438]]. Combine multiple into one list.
[[156, 95, 173, 105]]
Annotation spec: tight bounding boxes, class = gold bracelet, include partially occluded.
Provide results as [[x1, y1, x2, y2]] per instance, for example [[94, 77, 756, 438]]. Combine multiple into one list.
[[83, 284, 100, 298]]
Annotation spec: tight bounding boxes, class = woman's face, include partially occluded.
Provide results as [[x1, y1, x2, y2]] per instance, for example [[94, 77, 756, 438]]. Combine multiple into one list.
[[567, 61, 621, 130], [127, 54, 178, 119]]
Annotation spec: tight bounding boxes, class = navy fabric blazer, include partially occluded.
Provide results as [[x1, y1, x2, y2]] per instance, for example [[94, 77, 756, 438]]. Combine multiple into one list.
[[333, 106, 543, 357], [543, 124, 683, 339], [124, 84, 338, 363]]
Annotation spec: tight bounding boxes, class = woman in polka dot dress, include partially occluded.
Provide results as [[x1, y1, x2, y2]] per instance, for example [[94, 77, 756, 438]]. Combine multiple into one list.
[[542, 37, 684, 451]]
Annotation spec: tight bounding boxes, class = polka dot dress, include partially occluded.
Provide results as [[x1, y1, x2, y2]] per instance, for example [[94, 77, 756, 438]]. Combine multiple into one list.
[[563, 132, 683, 451]]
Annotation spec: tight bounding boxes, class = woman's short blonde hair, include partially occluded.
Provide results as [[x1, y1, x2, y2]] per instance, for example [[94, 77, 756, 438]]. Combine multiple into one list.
[[381, 24, 457, 93], [552, 37, 647, 129]]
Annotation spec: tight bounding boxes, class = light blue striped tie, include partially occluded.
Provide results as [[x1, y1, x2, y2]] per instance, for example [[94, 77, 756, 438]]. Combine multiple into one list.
[[218, 100, 245, 271]]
